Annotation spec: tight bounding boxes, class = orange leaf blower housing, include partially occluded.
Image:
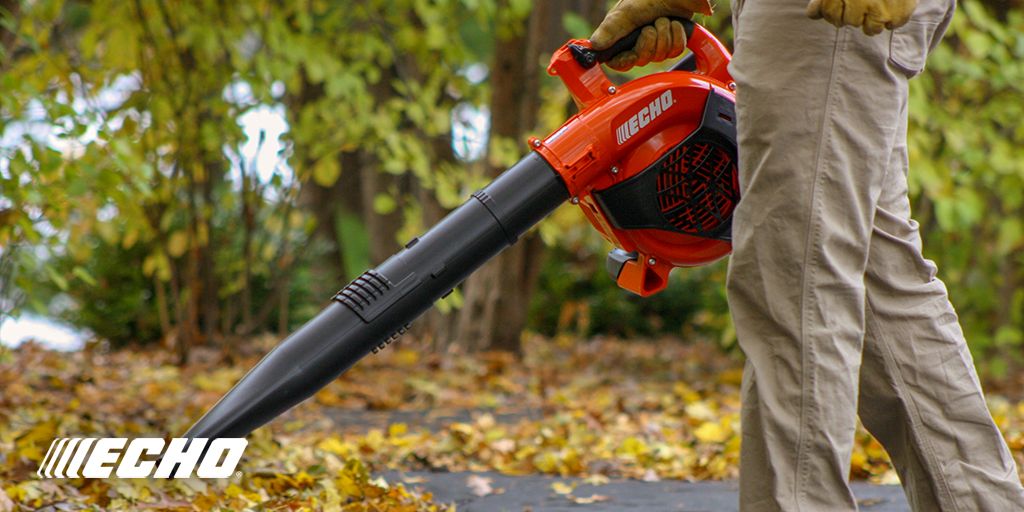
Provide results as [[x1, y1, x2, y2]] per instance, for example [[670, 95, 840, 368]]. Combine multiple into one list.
[[531, 20, 738, 296]]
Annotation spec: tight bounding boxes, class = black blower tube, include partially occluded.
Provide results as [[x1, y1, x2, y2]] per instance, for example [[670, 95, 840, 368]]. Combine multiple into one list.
[[184, 153, 568, 440]]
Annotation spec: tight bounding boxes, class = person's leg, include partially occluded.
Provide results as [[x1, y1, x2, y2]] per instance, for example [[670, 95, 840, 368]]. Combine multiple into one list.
[[725, 0, 930, 509], [857, 103, 1024, 512]]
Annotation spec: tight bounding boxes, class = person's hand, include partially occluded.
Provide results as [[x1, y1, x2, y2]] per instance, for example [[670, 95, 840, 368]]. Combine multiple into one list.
[[590, 0, 713, 71], [806, 0, 918, 35]]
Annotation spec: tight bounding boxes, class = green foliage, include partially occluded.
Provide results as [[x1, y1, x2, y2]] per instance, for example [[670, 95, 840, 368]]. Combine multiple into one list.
[[47, 238, 163, 346], [337, 211, 371, 282], [0, 0, 1020, 369], [528, 243, 732, 342], [907, 0, 1024, 376], [1, 0, 486, 349]]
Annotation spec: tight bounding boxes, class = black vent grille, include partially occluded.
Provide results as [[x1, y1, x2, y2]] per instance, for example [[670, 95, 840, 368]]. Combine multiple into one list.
[[333, 270, 392, 313], [655, 141, 737, 238], [372, 324, 410, 354]]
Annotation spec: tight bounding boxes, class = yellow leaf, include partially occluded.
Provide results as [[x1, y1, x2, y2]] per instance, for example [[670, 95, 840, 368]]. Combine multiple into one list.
[[570, 493, 611, 504], [15, 420, 58, 461], [317, 437, 352, 457], [694, 421, 731, 444], [122, 227, 139, 249], [717, 368, 744, 386], [312, 156, 340, 187], [685, 401, 717, 421], [294, 471, 315, 488], [533, 452, 559, 473], [618, 436, 648, 458], [3, 485, 24, 504], [851, 449, 868, 471], [167, 231, 188, 258], [395, 349, 419, 366], [388, 423, 408, 437], [550, 481, 574, 495], [337, 474, 363, 499], [224, 484, 245, 498]]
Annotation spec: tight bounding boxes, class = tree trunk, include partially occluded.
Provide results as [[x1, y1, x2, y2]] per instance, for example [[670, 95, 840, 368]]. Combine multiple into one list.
[[302, 164, 356, 296], [360, 154, 405, 265], [199, 162, 221, 346], [154, 275, 172, 339], [453, 2, 582, 354]]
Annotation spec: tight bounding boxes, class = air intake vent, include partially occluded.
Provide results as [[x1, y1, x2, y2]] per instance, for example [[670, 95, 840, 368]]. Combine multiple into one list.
[[655, 140, 737, 238], [333, 270, 392, 314]]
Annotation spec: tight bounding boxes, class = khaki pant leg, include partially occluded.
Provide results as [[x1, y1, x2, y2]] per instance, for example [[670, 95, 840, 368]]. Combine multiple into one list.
[[857, 105, 1024, 512], [726, 0, 926, 510]]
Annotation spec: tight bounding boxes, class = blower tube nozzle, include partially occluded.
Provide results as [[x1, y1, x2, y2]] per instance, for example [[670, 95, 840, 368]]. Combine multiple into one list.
[[184, 153, 567, 440]]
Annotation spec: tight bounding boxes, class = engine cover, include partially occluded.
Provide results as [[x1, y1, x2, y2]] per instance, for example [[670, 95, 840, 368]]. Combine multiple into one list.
[[532, 22, 738, 296]]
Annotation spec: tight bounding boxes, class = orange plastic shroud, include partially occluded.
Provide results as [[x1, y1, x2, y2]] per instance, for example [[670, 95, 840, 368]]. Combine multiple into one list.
[[530, 23, 736, 297]]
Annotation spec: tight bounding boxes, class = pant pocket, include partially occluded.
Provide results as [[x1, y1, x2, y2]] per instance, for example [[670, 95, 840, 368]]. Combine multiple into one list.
[[731, 0, 747, 32], [888, 0, 956, 78], [888, 20, 940, 78]]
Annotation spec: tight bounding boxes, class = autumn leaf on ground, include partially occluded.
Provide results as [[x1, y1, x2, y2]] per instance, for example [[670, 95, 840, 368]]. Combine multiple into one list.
[[642, 469, 661, 482], [570, 493, 612, 504], [6, 335, 1024, 510], [0, 490, 15, 512], [551, 481, 575, 495], [466, 474, 501, 497], [582, 474, 610, 486]]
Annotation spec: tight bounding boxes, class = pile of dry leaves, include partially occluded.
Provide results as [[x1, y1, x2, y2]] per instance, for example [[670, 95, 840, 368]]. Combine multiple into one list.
[[3, 334, 1024, 510]]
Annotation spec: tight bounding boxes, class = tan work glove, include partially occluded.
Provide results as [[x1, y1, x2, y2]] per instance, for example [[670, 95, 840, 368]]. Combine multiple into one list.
[[590, 0, 713, 71], [806, 0, 917, 35]]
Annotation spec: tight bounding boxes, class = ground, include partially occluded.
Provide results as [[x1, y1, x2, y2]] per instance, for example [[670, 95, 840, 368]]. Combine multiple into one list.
[[2, 334, 1022, 510], [377, 471, 911, 511]]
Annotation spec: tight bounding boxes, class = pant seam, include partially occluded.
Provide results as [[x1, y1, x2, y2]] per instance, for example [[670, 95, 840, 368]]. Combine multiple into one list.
[[795, 26, 847, 510], [863, 299, 963, 511]]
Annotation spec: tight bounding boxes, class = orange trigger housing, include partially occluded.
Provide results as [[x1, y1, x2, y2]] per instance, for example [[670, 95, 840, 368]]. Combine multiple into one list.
[[530, 23, 738, 297]]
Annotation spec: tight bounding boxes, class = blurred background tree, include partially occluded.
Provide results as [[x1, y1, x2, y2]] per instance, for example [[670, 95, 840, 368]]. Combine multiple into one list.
[[0, 0, 1021, 377]]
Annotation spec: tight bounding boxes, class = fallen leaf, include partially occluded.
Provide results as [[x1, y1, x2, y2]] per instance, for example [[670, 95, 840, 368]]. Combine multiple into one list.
[[491, 438, 516, 453], [0, 490, 14, 512], [694, 421, 731, 443], [570, 494, 611, 504], [550, 481, 575, 495], [466, 474, 495, 497]]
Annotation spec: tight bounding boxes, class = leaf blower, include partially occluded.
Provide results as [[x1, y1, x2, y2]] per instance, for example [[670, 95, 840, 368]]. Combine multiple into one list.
[[185, 20, 737, 440]]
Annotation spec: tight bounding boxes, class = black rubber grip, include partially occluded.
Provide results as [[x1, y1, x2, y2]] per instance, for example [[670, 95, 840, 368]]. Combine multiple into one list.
[[591, 17, 695, 64]]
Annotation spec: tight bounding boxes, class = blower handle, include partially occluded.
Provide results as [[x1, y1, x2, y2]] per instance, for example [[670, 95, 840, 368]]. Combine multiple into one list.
[[566, 18, 731, 86], [589, 17, 696, 64], [548, 20, 732, 109]]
